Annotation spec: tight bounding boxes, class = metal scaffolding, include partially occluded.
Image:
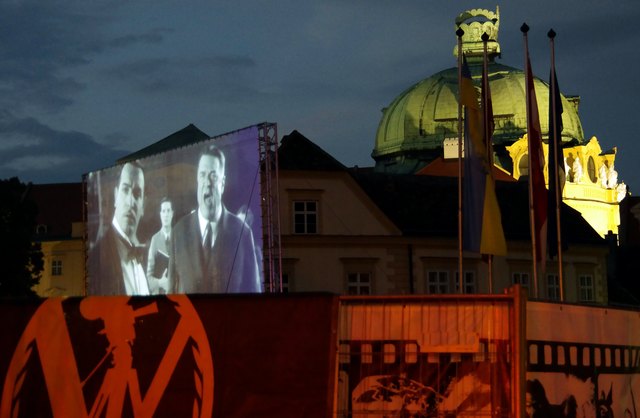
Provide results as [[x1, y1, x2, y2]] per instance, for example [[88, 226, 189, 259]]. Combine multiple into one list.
[[258, 122, 282, 292]]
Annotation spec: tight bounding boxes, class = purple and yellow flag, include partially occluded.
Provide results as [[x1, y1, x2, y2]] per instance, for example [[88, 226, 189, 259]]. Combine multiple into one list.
[[461, 57, 507, 256]]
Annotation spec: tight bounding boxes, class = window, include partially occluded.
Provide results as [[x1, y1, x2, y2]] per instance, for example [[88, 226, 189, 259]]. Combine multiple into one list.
[[427, 271, 449, 294], [383, 344, 396, 364], [405, 343, 418, 364], [342, 258, 377, 296], [280, 259, 298, 293], [293, 200, 317, 234], [280, 273, 290, 293], [361, 343, 373, 363], [579, 275, 594, 302], [547, 274, 560, 300], [455, 271, 476, 294], [588, 156, 597, 183], [512, 272, 530, 295], [52, 259, 63, 276], [347, 272, 371, 295]]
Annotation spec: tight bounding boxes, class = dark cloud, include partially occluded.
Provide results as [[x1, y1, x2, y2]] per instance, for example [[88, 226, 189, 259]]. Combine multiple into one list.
[[103, 54, 258, 99], [107, 28, 173, 49], [0, 0, 637, 191], [0, 1, 171, 114], [0, 112, 124, 183]]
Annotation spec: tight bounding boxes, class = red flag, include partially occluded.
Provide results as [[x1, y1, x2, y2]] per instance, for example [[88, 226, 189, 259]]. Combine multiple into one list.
[[547, 62, 566, 259], [524, 47, 548, 268]]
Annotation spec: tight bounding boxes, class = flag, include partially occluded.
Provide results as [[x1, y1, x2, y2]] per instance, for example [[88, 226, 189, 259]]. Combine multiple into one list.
[[547, 65, 566, 258], [461, 57, 507, 256], [524, 49, 548, 268]]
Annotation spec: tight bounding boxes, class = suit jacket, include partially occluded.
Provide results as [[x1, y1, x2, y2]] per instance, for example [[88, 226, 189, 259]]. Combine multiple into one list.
[[88, 227, 129, 295], [147, 229, 170, 279], [146, 229, 172, 294], [170, 207, 261, 293]]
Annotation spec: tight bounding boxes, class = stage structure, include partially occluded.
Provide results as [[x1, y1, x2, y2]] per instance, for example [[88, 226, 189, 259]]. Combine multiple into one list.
[[258, 122, 283, 293], [84, 124, 270, 296]]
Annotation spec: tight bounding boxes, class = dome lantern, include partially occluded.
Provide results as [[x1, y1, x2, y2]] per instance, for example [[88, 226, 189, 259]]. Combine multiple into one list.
[[454, 7, 501, 62]]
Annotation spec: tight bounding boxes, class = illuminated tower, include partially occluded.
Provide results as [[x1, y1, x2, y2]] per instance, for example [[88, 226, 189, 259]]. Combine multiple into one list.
[[372, 7, 624, 237]]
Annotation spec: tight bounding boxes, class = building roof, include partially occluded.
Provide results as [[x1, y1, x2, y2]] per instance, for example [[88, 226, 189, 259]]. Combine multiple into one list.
[[416, 156, 516, 182], [278, 130, 346, 171], [277, 129, 601, 246], [117, 124, 210, 164], [349, 169, 603, 247]]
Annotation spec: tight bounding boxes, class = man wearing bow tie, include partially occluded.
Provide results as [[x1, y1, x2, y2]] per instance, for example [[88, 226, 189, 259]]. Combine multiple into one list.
[[170, 144, 261, 294], [89, 162, 149, 296]]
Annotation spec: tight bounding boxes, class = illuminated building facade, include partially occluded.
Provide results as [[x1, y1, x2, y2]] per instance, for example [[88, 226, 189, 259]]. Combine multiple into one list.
[[373, 7, 625, 238]]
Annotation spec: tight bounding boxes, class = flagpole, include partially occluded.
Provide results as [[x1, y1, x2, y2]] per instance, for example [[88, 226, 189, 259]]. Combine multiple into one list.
[[482, 32, 494, 293], [521, 23, 539, 298], [457, 27, 464, 294], [549, 29, 565, 301], [481, 31, 497, 413], [482, 33, 492, 162]]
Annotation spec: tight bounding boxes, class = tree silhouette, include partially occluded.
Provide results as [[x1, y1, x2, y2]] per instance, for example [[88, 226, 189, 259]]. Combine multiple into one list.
[[0, 177, 42, 298]]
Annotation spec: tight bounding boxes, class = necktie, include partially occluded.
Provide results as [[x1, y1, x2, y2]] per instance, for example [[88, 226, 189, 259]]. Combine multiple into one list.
[[203, 223, 212, 265]]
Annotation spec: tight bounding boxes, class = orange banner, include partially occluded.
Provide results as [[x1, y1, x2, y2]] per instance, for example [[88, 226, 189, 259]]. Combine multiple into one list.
[[337, 296, 515, 417], [0, 294, 337, 418]]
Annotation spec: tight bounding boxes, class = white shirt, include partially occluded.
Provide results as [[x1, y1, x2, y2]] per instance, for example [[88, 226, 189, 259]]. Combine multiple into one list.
[[112, 218, 150, 296]]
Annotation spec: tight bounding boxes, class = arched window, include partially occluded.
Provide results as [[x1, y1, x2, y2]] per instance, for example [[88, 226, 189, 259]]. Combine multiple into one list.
[[587, 156, 596, 183]]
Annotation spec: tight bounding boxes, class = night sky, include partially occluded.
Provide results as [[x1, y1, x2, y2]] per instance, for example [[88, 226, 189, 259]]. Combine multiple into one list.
[[0, 1, 638, 192]]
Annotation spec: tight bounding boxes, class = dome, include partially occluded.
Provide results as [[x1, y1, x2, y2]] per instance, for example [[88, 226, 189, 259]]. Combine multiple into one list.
[[373, 61, 584, 173], [372, 7, 584, 174]]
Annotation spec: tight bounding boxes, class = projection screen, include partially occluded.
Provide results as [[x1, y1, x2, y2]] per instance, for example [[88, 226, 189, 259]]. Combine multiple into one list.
[[86, 125, 264, 296]]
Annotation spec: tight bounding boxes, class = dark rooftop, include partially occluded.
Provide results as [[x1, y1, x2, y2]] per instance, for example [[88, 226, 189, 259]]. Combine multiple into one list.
[[349, 169, 604, 248], [278, 128, 603, 247], [278, 130, 346, 171], [117, 124, 210, 164]]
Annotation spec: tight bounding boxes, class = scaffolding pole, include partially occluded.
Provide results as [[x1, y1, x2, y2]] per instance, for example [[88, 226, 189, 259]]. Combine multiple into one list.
[[258, 123, 282, 293]]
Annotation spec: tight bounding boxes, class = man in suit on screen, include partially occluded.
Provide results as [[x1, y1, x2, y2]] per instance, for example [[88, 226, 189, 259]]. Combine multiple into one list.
[[146, 197, 173, 294], [170, 144, 262, 293], [90, 161, 149, 295]]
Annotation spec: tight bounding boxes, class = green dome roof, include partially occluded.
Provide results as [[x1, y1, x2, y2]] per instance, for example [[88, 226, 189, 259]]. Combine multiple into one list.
[[372, 61, 584, 173]]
